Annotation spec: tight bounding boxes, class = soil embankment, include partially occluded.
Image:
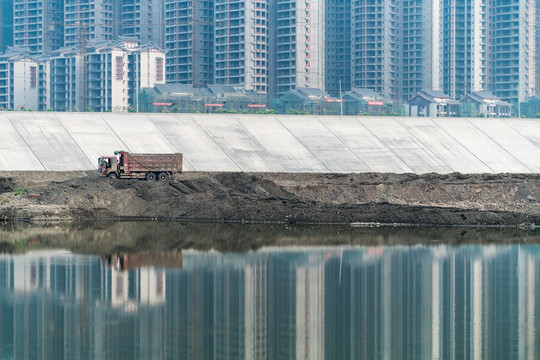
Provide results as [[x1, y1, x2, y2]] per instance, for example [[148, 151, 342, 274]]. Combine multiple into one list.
[[0, 171, 539, 226]]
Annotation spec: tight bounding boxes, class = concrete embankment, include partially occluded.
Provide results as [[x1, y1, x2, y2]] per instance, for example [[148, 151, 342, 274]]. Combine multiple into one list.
[[2, 112, 540, 173]]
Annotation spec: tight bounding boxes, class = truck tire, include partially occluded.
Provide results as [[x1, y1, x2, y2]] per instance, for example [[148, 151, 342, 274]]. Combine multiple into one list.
[[107, 173, 118, 179], [145, 172, 156, 181], [158, 172, 169, 181]]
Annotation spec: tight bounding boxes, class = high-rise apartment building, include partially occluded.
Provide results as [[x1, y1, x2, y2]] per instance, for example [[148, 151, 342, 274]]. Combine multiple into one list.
[[121, 0, 165, 47], [489, 0, 537, 104], [440, 0, 488, 100], [351, 0, 399, 102], [164, 0, 214, 85], [13, 0, 64, 54], [400, 0, 441, 102], [269, 0, 324, 98], [0, 0, 13, 52], [325, 0, 351, 97], [214, 0, 269, 93], [64, 0, 115, 48]]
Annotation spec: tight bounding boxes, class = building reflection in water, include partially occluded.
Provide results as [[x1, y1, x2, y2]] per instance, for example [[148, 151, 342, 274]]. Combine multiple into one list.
[[0, 245, 539, 359]]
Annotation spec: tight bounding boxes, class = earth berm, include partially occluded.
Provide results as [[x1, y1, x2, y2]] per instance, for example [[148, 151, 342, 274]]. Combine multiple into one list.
[[0, 171, 539, 226]]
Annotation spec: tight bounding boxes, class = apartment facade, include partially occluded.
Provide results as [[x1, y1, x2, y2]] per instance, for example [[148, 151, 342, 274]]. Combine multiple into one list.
[[128, 44, 166, 110], [49, 40, 165, 112], [64, 0, 115, 48], [269, 0, 324, 98], [0, 50, 39, 111], [439, 0, 488, 100], [398, 0, 442, 102], [214, 0, 270, 93], [325, 0, 351, 97], [13, 0, 64, 55], [121, 0, 165, 47], [351, 0, 399, 102], [489, 0, 537, 104], [49, 46, 81, 111], [164, 0, 214, 85]]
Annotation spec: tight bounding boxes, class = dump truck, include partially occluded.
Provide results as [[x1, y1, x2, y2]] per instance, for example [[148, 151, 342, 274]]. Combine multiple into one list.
[[98, 151, 182, 180]]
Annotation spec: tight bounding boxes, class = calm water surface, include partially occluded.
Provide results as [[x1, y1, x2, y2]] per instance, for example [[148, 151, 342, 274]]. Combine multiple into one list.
[[1, 223, 540, 359]]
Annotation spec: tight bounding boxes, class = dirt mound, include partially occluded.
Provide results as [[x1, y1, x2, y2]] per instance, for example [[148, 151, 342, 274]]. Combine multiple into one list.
[[0, 171, 539, 226]]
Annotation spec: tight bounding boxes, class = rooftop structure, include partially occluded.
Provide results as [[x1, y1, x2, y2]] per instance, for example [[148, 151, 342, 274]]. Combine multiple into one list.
[[462, 90, 513, 117], [407, 89, 460, 117]]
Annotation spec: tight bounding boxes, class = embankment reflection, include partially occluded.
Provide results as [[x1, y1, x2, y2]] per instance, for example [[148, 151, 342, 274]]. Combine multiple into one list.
[[1, 245, 540, 359]]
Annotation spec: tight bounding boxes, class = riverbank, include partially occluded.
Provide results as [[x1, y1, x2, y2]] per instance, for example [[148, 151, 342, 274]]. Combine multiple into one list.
[[0, 171, 539, 226]]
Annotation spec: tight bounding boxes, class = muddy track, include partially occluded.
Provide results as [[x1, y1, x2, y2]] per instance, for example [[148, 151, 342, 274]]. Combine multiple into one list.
[[0, 171, 539, 226]]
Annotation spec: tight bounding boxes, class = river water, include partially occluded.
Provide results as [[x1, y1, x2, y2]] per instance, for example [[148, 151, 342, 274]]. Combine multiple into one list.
[[1, 223, 540, 359]]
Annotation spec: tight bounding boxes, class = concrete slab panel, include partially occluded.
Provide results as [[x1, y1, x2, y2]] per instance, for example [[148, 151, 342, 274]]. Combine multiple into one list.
[[56, 113, 129, 169], [473, 119, 540, 172], [403, 118, 492, 173], [504, 118, 540, 158], [237, 116, 327, 172], [6, 112, 93, 170], [0, 114, 44, 170], [149, 114, 239, 171], [194, 115, 284, 172], [102, 114, 177, 154], [438, 118, 531, 173], [359, 117, 453, 173], [318, 116, 412, 173], [277, 116, 370, 172]]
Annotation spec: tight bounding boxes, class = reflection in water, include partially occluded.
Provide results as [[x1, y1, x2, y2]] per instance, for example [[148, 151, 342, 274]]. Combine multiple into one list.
[[0, 245, 539, 359]]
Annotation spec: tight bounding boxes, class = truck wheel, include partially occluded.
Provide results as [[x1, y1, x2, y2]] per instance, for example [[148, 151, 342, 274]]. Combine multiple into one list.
[[107, 173, 118, 179], [146, 173, 156, 181], [158, 172, 169, 181]]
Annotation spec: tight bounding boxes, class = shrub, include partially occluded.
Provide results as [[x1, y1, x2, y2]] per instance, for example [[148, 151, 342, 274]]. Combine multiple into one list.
[[13, 187, 28, 196], [286, 109, 301, 115]]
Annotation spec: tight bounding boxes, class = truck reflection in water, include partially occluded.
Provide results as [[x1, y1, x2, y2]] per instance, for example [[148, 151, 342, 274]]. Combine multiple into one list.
[[100, 252, 183, 271]]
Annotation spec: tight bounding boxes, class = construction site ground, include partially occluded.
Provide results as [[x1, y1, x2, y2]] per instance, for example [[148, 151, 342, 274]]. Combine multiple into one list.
[[0, 171, 539, 227]]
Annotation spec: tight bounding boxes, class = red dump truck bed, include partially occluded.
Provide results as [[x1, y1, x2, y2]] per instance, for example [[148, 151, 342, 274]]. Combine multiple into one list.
[[121, 152, 183, 174]]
